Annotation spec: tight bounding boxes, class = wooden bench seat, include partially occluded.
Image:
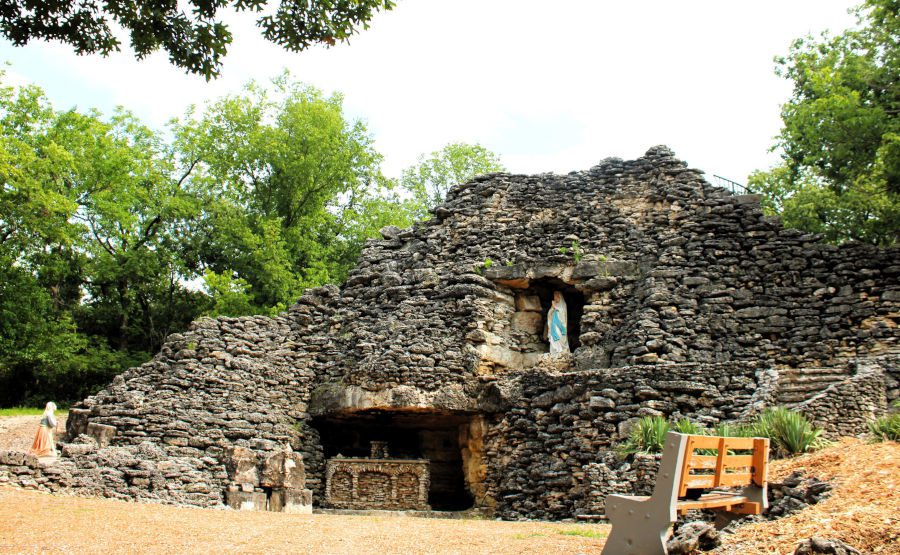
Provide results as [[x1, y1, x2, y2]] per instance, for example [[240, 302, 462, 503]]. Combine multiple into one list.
[[600, 431, 769, 555], [676, 491, 759, 514]]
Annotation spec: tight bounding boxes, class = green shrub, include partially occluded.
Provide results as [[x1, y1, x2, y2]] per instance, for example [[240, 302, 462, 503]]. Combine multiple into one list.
[[618, 416, 670, 456], [868, 413, 900, 442], [671, 418, 705, 435], [713, 422, 756, 438], [615, 410, 829, 459], [868, 399, 900, 442], [750, 407, 829, 456]]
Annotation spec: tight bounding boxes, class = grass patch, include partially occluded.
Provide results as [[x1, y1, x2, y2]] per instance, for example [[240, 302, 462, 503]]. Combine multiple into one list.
[[557, 528, 607, 539], [0, 407, 45, 416], [0, 407, 68, 417], [511, 533, 546, 540]]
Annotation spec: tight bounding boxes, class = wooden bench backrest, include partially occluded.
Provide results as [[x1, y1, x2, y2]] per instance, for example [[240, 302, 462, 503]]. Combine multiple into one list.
[[678, 435, 769, 497]]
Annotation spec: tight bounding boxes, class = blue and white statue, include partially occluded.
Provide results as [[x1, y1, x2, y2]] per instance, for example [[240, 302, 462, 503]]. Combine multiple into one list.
[[548, 291, 569, 354]]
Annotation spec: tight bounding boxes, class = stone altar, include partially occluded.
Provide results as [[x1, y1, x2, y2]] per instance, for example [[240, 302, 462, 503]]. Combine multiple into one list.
[[325, 442, 430, 510]]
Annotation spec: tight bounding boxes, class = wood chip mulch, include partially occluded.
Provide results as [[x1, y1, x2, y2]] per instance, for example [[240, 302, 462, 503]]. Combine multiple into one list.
[[719, 438, 900, 554]]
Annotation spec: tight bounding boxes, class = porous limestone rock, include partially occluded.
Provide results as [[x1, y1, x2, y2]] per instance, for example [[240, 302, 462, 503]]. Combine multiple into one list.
[[1, 146, 894, 520]]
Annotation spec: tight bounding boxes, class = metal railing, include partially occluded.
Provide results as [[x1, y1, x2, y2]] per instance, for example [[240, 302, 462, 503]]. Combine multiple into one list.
[[712, 174, 754, 195]]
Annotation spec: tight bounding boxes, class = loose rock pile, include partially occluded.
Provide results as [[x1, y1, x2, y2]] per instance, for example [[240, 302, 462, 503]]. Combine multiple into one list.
[[794, 537, 862, 555], [767, 471, 833, 518]]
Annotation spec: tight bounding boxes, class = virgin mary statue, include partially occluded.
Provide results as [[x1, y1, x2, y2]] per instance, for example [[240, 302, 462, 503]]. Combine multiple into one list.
[[547, 292, 569, 354]]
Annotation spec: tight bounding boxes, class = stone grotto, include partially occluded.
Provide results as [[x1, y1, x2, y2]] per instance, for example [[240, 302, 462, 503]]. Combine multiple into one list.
[[1, 146, 897, 520]]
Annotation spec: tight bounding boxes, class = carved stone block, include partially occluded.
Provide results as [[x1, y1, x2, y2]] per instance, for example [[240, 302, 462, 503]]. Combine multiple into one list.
[[224, 446, 259, 486], [225, 487, 266, 511], [85, 423, 116, 448]]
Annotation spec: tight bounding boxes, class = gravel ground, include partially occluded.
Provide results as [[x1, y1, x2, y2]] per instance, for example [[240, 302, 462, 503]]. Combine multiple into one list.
[[0, 415, 607, 554], [0, 486, 607, 555], [4, 415, 894, 554], [0, 415, 67, 453]]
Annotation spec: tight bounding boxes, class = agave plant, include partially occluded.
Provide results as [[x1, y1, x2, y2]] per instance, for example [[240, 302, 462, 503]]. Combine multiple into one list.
[[751, 407, 830, 456], [713, 422, 755, 438], [868, 409, 900, 442], [617, 416, 670, 456], [671, 418, 705, 435]]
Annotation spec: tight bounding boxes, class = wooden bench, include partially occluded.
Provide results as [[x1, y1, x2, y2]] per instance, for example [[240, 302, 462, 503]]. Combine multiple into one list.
[[601, 431, 769, 555]]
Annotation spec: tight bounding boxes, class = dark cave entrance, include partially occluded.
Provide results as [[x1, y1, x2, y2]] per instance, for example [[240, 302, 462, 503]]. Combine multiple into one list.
[[311, 410, 477, 511]]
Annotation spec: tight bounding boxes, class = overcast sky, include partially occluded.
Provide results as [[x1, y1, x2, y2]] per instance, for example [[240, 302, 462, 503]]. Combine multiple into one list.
[[2, 0, 858, 183]]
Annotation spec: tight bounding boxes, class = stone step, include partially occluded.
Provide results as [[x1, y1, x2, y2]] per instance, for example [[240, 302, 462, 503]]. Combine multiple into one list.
[[778, 375, 847, 391], [776, 368, 850, 405], [778, 366, 851, 378], [779, 392, 820, 404]]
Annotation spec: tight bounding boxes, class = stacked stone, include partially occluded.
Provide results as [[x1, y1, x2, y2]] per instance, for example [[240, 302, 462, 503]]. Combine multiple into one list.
[[223, 446, 312, 513], [480, 361, 768, 520], [58, 313, 325, 505], [6, 146, 895, 517], [792, 358, 890, 438]]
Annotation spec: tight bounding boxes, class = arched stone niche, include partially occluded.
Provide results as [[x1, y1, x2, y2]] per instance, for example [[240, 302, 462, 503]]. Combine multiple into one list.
[[470, 258, 643, 374], [469, 270, 590, 375]]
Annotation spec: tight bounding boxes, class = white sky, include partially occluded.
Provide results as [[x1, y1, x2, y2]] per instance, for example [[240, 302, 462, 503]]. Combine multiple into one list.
[[1, 0, 858, 183]]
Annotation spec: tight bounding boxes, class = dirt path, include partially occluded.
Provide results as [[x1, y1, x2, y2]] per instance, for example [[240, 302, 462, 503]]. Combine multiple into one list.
[[0, 415, 67, 453], [2, 415, 897, 554], [0, 486, 606, 555]]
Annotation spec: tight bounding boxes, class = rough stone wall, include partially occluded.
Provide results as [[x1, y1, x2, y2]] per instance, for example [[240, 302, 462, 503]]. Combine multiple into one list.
[[60, 297, 334, 504], [793, 358, 891, 438], [14, 146, 896, 516], [479, 361, 769, 520]]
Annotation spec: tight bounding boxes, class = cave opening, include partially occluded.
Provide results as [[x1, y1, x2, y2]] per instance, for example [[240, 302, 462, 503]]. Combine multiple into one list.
[[311, 409, 477, 511]]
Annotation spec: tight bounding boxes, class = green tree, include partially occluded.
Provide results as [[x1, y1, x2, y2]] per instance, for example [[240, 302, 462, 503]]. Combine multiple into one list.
[[174, 73, 413, 313], [752, 0, 900, 245], [0, 0, 394, 80], [0, 75, 208, 405], [400, 142, 505, 220], [0, 71, 427, 405]]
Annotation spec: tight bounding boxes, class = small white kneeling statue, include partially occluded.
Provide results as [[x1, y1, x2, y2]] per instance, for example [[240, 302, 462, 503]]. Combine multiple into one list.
[[547, 291, 569, 354]]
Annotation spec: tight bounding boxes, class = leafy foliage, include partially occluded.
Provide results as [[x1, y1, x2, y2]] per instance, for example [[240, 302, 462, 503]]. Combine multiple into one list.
[[400, 142, 505, 220], [174, 73, 411, 311], [748, 407, 830, 456], [868, 413, 900, 442], [0, 73, 209, 406], [618, 416, 670, 456], [868, 400, 900, 442], [751, 0, 900, 246], [0, 71, 432, 406], [670, 418, 704, 435], [616, 409, 829, 459], [0, 0, 394, 80]]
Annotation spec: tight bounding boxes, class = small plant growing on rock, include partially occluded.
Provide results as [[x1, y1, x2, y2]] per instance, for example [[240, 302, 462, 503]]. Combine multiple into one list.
[[571, 240, 583, 263], [868, 400, 900, 442], [618, 416, 670, 456], [751, 407, 830, 456], [474, 258, 494, 274]]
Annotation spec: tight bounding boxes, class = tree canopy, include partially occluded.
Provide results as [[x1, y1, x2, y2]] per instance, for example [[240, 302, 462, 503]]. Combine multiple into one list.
[[749, 0, 899, 246], [0, 0, 394, 79], [0, 71, 504, 406], [400, 142, 505, 221]]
